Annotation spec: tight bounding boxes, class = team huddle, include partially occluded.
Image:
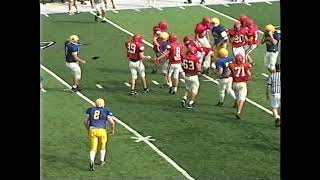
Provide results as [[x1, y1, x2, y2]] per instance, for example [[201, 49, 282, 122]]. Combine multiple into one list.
[[124, 16, 281, 120]]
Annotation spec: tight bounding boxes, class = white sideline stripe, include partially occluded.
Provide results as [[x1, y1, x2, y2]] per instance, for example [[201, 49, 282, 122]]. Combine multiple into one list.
[[265, 1, 272, 4], [223, 4, 230, 7], [88, 11, 195, 180], [156, 7, 163, 11], [261, 73, 269, 78], [133, 9, 141, 12], [96, 84, 103, 89], [201, 5, 264, 34], [124, 82, 131, 87], [41, 13, 49, 17], [91, 11, 273, 116], [201, 74, 272, 115], [179, 6, 185, 10], [40, 41, 56, 49], [244, 3, 252, 6], [152, 80, 160, 85], [112, 10, 119, 13], [179, 79, 185, 83]]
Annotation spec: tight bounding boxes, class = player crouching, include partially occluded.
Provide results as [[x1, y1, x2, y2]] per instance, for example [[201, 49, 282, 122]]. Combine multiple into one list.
[[125, 34, 151, 95], [181, 46, 202, 109]]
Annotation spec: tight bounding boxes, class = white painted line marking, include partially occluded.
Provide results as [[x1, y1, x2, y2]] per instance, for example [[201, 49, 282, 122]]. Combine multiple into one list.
[[42, 13, 50, 17], [265, 1, 272, 4], [124, 82, 131, 87], [131, 136, 156, 142], [261, 73, 269, 78], [133, 9, 141, 12], [179, 79, 185, 83], [179, 6, 185, 10], [41, 89, 47, 92], [156, 7, 163, 11], [96, 84, 103, 89], [152, 80, 160, 85], [88, 12, 195, 180], [244, 3, 252, 6], [223, 4, 230, 7], [112, 10, 119, 13]]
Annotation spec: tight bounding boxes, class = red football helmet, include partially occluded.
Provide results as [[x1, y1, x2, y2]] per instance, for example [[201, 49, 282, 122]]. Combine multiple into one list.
[[245, 19, 254, 28], [158, 21, 169, 31], [202, 17, 211, 25], [234, 22, 241, 30], [169, 34, 179, 43], [183, 36, 194, 44], [235, 54, 244, 64], [239, 15, 248, 23], [133, 34, 144, 42], [188, 46, 198, 55]]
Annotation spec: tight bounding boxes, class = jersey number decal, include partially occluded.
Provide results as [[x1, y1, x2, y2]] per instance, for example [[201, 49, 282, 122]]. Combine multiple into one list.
[[234, 66, 245, 77], [234, 35, 245, 43], [174, 47, 181, 61], [127, 43, 136, 54], [183, 60, 195, 70], [93, 110, 101, 120]]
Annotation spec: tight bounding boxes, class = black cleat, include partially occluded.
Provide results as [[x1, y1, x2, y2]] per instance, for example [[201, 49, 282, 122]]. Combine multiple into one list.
[[168, 87, 173, 94], [89, 162, 95, 171], [181, 99, 187, 108], [235, 113, 242, 120], [94, 15, 98, 22], [171, 91, 176, 95], [186, 103, 195, 109], [184, 0, 192, 3], [142, 88, 150, 93], [76, 86, 82, 91], [200, 0, 205, 4], [129, 90, 138, 96], [215, 102, 224, 107], [151, 69, 158, 74], [275, 118, 281, 127], [71, 87, 78, 92]]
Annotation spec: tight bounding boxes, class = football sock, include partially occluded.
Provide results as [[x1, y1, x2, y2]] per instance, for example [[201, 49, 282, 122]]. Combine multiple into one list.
[[173, 87, 177, 92], [100, 150, 106, 162], [90, 151, 96, 162], [189, 101, 194, 105]]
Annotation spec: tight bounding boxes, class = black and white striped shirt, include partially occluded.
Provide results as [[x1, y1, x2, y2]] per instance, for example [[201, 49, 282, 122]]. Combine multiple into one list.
[[267, 72, 281, 94]]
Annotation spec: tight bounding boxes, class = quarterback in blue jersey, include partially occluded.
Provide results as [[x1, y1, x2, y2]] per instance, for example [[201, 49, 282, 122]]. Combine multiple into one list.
[[211, 18, 228, 49], [84, 98, 117, 171], [261, 24, 281, 73], [214, 48, 236, 106], [65, 35, 86, 92]]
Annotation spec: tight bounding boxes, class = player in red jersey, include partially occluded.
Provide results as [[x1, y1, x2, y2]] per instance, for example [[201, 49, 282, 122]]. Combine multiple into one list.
[[228, 54, 252, 120], [151, 21, 169, 73], [244, 18, 259, 65], [155, 34, 185, 94], [181, 46, 202, 109], [239, 15, 249, 29], [194, 17, 212, 48], [125, 34, 152, 95], [228, 22, 248, 61]]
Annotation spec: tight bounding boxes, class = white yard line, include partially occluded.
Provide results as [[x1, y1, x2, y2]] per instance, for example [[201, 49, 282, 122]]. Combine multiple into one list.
[[152, 80, 160, 85], [223, 4, 230, 7], [179, 6, 185, 10], [112, 10, 119, 13], [261, 73, 269, 78], [244, 3, 252, 6], [179, 79, 185, 83], [41, 64, 195, 180], [133, 9, 141, 12], [89, 11, 273, 116], [96, 84, 103, 89], [124, 82, 131, 87], [265, 1, 272, 4]]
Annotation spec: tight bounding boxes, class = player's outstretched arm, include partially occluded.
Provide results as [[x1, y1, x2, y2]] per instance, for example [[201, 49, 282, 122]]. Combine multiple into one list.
[[108, 116, 116, 135]]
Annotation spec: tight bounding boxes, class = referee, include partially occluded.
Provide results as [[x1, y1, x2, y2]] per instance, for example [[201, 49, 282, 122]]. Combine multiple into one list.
[[266, 64, 281, 127]]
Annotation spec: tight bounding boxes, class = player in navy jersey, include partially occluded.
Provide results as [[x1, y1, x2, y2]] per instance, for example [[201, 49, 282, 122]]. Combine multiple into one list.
[[211, 18, 228, 49], [214, 48, 236, 106], [84, 98, 117, 171], [65, 35, 86, 92]]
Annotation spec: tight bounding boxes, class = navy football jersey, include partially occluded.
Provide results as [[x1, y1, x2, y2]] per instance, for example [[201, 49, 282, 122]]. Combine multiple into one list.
[[65, 42, 80, 63], [216, 57, 235, 78], [86, 107, 113, 129]]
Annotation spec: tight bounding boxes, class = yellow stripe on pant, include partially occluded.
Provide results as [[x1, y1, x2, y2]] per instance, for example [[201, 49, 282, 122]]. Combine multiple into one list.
[[89, 128, 108, 152]]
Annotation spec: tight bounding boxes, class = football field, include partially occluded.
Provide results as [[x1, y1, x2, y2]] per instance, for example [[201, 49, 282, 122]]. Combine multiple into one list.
[[41, 1, 281, 179]]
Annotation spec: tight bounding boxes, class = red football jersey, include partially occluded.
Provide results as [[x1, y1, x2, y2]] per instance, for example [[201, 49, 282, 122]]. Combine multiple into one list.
[[228, 29, 248, 48], [246, 26, 259, 45], [228, 63, 252, 82], [126, 40, 144, 61], [168, 42, 184, 64], [182, 54, 201, 76]]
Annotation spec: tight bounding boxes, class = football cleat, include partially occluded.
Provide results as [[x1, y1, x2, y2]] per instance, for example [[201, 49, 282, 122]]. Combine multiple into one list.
[[129, 90, 138, 96], [94, 15, 98, 22], [181, 99, 187, 108], [235, 113, 242, 120], [186, 103, 195, 109], [142, 88, 150, 93], [275, 118, 281, 127], [151, 69, 158, 74], [160, 84, 169, 88], [215, 102, 224, 107], [89, 162, 95, 171], [101, 18, 107, 23], [71, 86, 79, 92], [168, 87, 173, 94]]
